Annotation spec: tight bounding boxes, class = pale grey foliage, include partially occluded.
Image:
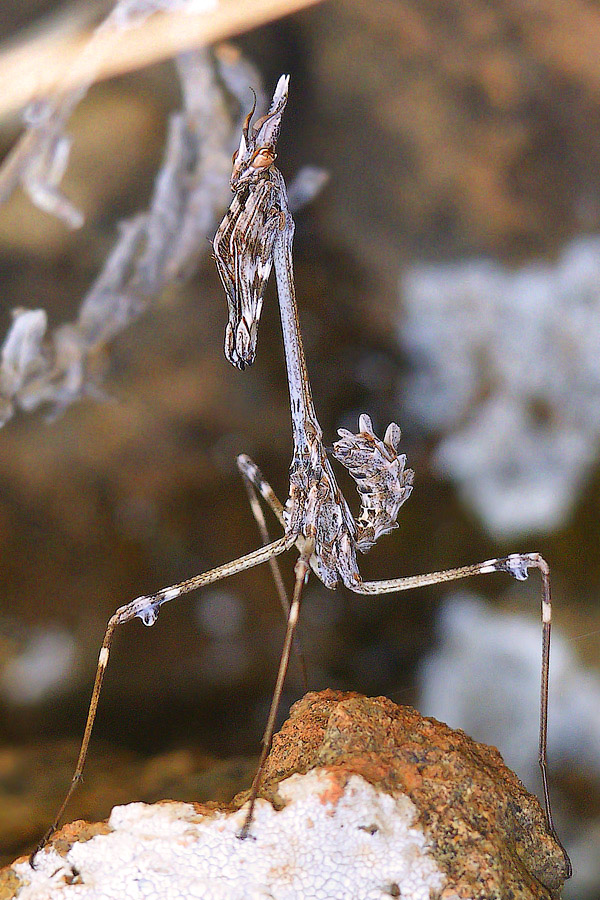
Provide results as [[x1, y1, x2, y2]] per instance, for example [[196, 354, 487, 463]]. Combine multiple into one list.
[[0, 48, 260, 423], [0, 0, 217, 224], [0, 8, 327, 427]]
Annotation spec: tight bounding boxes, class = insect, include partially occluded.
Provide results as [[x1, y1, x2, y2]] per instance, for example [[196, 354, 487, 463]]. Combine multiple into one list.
[[33, 76, 571, 877], [213, 84, 286, 369]]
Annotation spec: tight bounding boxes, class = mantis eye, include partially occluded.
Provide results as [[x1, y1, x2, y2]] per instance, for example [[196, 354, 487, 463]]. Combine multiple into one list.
[[251, 148, 275, 170]]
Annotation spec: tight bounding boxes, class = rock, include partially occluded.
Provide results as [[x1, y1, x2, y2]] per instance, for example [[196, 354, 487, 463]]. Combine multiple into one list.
[[2, 690, 569, 899]]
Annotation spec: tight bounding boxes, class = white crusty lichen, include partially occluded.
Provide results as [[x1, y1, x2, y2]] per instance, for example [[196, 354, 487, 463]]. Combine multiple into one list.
[[399, 236, 600, 537], [13, 770, 445, 900]]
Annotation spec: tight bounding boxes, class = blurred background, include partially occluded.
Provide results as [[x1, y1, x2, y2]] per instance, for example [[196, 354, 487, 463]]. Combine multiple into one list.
[[0, 0, 598, 895]]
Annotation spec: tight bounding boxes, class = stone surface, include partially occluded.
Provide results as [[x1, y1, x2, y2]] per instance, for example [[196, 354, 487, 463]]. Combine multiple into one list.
[[1, 691, 569, 899], [254, 691, 569, 899]]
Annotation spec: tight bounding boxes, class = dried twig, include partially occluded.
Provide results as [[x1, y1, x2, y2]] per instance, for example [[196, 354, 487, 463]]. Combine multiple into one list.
[[0, 0, 323, 121], [0, 47, 262, 424]]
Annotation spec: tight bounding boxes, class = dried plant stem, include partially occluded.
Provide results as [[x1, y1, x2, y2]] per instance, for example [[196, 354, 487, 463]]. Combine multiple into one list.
[[0, 0, 323, 121]]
